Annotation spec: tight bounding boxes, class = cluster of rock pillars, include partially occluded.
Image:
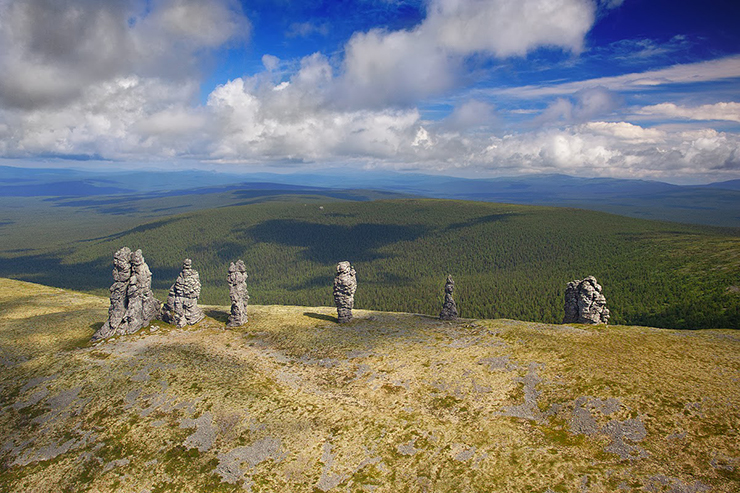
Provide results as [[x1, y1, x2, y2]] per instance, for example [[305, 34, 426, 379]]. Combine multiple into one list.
[[92, 247, 610, 341]]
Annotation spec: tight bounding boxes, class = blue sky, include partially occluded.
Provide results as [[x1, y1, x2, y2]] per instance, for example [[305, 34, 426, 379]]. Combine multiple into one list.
[[1, 0, 739, 183]]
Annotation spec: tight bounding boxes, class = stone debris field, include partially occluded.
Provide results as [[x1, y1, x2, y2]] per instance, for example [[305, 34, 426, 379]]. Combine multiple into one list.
[[1, 278, 739, 492]]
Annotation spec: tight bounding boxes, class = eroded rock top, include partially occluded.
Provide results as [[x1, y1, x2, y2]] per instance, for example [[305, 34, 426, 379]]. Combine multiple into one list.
[[160, 258, 205, 328], [563, 276, 610, 325], [93, 247, 160, 340], [333, 261, 357, 324]]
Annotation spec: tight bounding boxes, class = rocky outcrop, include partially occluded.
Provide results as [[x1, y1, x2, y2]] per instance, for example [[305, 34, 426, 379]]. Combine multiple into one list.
[[160, 259, 205, 328], [563, 276, 610, 324], [227, 260, 249, 327], [439, 275, 458, 320], [93, 247, 160, 340], [333, 261, 357, 323]]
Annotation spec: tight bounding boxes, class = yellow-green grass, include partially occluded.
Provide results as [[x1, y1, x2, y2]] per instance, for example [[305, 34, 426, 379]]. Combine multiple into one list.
[[1, 278, 738, 492]]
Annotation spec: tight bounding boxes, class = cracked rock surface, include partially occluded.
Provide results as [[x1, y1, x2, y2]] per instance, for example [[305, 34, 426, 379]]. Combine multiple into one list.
[[227, 260, 249, 327], [333, 261, 357, 323], [563, 275, 610, 324], [160, 258, 205, 328], [439, 275, 459, 320], [93, 247, 160, 340]]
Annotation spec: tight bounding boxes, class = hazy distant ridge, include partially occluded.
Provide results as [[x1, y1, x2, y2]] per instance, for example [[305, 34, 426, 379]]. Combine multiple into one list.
[[1, 166, 739, 226]]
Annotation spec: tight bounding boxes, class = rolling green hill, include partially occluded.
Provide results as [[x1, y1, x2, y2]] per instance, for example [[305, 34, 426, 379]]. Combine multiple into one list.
[[0, 188, 410, 252], [1, 198, 738, 329], [1, 278, 738, 492]]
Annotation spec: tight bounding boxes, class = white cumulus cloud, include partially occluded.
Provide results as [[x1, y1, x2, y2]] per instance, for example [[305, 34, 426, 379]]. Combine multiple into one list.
[[339, 0, 598, 107], [0, 0, 249, 111], [0, 0, 737, 184], [536, 86, 621, 124], [582, 121, 665, 143], [205, 72, 422, 162], [461, 123, 740, 180], [426, 0, 595, 57], [442, 100, 497, 131], [638, 102, 740, 123]]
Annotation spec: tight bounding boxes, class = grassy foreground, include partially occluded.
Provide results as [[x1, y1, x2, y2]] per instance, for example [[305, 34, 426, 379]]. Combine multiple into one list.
[[1, 277, 739, 492]]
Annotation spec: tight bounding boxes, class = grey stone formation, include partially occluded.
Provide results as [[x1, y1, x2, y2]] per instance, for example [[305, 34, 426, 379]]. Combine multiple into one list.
[[439, 274, 458, 320], [333, 261, 357, 323], [563, 275, 610, 324], [161, 258, 205, 328], [93, 247, 160, 340], [226, 260, 249, 327]]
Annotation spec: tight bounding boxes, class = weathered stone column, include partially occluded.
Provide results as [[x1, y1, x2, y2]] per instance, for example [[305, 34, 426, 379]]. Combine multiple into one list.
[[161, 258, 206, 328], [227, 260, 249, 327], [439, 274, 458, 320], [563, 276, 610, 324], [333, 261, 357, 323], [93, 247, 160, 340]]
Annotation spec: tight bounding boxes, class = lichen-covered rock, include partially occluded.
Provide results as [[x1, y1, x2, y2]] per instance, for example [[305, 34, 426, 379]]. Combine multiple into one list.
[[93, 247, 160, 340], [227, 260, 249, 327], [439, 274, 459, 320], [333, 261, 357, 323], [563, 276, 610, 324], [160, 259, 205, 328]]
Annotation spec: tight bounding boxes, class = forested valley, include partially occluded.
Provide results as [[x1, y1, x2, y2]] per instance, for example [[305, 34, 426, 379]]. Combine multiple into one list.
[[1, 198, 738, 329]]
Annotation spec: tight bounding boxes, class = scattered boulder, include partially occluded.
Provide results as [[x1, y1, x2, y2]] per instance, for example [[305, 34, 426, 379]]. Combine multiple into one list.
[[226, 260, 249, 327], [161, 259, 205, 328], [93, 247, 160, 340], [333, 261, 357, 323], [563, 276, 610, 324], [439, 274, 458, 320]]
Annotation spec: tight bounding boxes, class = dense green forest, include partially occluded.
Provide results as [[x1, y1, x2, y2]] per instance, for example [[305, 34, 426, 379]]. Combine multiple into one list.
[[1, 197, 738, 329]]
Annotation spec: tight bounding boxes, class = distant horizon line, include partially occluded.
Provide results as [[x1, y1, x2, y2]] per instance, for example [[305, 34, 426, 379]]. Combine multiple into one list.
[[2, 161, 739, 188], [0, 159, 740, 188]]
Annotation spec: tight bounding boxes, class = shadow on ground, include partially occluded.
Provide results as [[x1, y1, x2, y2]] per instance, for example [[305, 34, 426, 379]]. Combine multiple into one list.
[[303, 312, 337, 322], [205, 310, 230, 324]]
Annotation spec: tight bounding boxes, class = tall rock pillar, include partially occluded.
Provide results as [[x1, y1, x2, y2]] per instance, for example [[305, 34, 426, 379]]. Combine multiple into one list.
[[93, 247, 160, 340], [161, 258, 206, 328], [563, 276, 610, 324], [439, 275, 459, 320], [227, 260, 249, 327], [333, 261, 357, 323]]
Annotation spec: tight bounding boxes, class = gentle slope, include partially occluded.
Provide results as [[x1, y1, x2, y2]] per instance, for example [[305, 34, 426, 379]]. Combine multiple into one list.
[[1, 278, 738, 492]]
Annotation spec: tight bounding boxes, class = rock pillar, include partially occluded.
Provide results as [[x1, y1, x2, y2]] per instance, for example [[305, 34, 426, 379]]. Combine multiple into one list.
[[227, 260, 249, 327], [333, 261, 357, 323], [439, 275, 459, 320], [563, 276, 610, 324], [161, 258, 206, 328]]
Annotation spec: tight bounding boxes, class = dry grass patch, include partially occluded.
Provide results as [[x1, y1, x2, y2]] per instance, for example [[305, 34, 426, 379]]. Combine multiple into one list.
[[1, 278, 738, 492]]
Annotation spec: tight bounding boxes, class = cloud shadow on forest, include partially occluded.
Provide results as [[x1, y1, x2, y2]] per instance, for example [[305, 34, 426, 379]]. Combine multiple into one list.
[[0, 252, 111, 292], [287, 276, 329, 291], [77, 217, 186, 243], [446, 213, 516, 230], [231, 189, 376, 202], [242, 220, 430, 263], [0, 250, 181, 295]]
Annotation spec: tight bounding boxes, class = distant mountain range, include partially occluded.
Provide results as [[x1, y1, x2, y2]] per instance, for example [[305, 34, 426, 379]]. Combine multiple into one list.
[[1, 165, 739, 227]]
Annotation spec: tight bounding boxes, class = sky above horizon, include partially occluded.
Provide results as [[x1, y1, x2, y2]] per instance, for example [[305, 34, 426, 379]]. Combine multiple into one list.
[[1, 0, 739, 184]]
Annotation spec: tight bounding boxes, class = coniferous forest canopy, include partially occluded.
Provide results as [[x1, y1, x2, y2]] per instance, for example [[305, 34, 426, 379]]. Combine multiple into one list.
[[0, 197, 738, 330]]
